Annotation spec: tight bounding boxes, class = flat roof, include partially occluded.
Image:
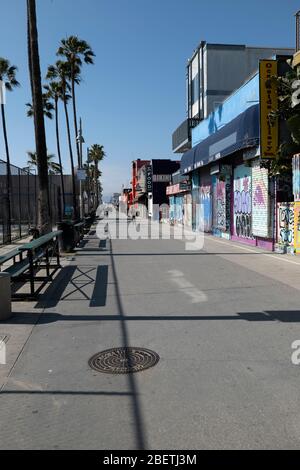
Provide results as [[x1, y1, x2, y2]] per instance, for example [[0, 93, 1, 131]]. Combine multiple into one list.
[[187, 41, 294, 64]]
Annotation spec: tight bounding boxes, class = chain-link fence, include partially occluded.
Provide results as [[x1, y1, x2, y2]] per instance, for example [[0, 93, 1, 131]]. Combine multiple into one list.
[[0, 159, 62, 245]]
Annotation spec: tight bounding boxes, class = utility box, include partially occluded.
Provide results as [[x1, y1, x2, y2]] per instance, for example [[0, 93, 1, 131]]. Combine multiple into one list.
[[0, 273, 12, 321]]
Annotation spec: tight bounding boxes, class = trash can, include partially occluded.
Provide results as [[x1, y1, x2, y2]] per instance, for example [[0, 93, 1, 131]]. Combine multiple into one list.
[[57, 220, 76, 253], [84, 216, 92, 233], [0, 273, 12, 321]]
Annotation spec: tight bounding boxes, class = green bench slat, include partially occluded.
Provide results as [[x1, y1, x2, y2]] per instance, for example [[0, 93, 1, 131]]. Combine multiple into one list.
[[0, 248, 24, 266], [4, 249, 46, 278], [5, 259, 30, 278], [21, 231, 62, 251]]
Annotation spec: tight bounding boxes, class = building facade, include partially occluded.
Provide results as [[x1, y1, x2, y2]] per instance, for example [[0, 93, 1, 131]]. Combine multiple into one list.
[[172, 42, 294, 155], [174, 42, 295, 251]]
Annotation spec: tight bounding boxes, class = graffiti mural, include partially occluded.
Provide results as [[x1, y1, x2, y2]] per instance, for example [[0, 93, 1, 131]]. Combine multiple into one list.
[[199, 185, 212, 232], [277, 203, 294, 247], [293, 154, 300, 201], [252, 164, 270, 238], [226, 182, 231, 233], [213, 177, 226, 232], [233, 165, 252, 239], [294, 202, 300, 254]]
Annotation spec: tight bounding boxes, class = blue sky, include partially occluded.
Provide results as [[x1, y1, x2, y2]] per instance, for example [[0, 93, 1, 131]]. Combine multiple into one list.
[[0, 0, 299, 198]]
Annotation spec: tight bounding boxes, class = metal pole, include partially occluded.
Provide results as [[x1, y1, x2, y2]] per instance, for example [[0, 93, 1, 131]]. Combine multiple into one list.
[[18, 169, 22, 239], [77, 117, 85, 220], [87, 147, 90, 214], [296, 10, 300, 52]]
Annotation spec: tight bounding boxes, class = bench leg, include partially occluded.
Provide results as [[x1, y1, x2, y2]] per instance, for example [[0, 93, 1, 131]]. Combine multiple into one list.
[[28, 251, 35, 297], [45, 248, 50, 278], [55, 239, 61, 268]]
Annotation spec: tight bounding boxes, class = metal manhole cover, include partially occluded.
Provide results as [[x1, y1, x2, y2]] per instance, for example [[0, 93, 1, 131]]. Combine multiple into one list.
[[89, 347, 160, 374]]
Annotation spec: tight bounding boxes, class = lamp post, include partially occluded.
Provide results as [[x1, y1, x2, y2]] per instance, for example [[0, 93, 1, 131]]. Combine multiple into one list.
[[76, 118, 85, 219], [296, 10, 300, 52]]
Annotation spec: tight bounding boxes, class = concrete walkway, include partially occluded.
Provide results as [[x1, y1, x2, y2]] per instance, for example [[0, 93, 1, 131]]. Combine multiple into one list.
[[1, 220, 300, 449]]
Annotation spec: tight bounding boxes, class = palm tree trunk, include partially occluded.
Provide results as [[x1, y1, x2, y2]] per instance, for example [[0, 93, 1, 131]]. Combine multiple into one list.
[[63, 92, 78, 219], [27, 12, 33, 98], [27, 0, 51, 235], [1, 103, 12, 242], [55, 98, 66, 216], [71, 73, 81, 168]]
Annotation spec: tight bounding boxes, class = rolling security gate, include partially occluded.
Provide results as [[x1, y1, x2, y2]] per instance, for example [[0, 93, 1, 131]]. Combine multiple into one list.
[[233, 164, 253, 240]]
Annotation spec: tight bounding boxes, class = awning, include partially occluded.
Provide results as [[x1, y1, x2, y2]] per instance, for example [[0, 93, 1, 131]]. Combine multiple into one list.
[[181, 104, 259, 174]]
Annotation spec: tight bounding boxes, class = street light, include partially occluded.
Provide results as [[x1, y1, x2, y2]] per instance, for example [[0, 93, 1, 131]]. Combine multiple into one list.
[[76, 118, 85, 218], [296, 10, 300, 52]]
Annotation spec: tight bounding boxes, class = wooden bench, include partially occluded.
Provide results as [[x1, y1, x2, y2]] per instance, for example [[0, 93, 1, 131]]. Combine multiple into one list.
[[0, 231, 62, 300]]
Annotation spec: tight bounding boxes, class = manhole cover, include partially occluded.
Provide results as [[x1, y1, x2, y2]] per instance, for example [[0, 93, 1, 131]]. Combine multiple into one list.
[[89, 347, 160, 374]]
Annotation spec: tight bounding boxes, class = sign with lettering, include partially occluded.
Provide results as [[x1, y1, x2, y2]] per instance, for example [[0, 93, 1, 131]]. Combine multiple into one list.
[[146, 165, 153, 193], [259, 60, 278, 158]]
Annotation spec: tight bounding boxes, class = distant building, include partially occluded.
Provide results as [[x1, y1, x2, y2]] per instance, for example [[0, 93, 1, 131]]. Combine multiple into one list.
[[130, 159, 180, 220]]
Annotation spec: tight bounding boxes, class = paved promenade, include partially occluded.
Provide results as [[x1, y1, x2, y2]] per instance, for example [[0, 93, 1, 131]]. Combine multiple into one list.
[[1, 220, 300, 449]]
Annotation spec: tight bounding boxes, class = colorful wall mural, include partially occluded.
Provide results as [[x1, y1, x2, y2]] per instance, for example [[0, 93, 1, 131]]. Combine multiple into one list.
[[176, 196, 184, 224], [277, 203, 294, 251], [252, 163, 270, 238], [293, 154, 300, 202], [233, 165, 253, 239]]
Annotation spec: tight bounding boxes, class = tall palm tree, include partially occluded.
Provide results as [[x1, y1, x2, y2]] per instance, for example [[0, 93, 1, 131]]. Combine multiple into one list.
[[27, 0, 51, 234], [57, 36, 95, 168], [43, 81, 66, 213], [27, 151, 62, 175], [47, 61, 78, 219], [0, 58, 20, 241], [88, 144, 105, 209], [84, 163, 102, 212], [26, 93, 54, 120]]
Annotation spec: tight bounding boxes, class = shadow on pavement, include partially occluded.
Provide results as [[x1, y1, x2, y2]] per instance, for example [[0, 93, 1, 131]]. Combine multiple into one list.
[[7, 311, 300, 325], [35, 264, 109, 309], [89, 265, 108, 307], [73, 251, 269, 257], [0, 390, 132, 396]]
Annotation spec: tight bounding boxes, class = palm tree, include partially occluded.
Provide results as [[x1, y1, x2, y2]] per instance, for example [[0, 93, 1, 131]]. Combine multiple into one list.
[[27, 0, 51, 234], [46, 61, 78, 219], [27, 151, 62, 175], [0, 58, 20, 241], [88, 144, 105, 209], [26, 93, 54, 120], [57, 36, 95, 168], [43, 81, 66, 213]]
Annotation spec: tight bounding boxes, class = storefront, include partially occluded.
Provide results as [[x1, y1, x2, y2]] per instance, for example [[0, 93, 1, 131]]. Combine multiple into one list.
[[181, 105, 260, 240], [166, 183, 191, 226]]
